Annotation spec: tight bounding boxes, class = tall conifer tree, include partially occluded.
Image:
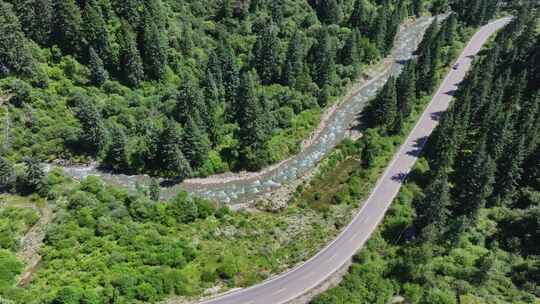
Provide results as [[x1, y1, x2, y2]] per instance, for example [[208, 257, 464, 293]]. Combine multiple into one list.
[[118, 23, 144, 87], [252, 24, 280, 85], [52, 0, 83, 55]]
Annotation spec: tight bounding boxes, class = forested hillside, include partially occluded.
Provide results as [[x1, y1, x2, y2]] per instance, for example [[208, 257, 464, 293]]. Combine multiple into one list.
[[313, 6, 540, 304], [0, 0, 448, 179]]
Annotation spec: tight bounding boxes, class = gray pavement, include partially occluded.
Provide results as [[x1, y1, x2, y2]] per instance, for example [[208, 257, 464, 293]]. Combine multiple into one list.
[[197, 17, 512, 304]]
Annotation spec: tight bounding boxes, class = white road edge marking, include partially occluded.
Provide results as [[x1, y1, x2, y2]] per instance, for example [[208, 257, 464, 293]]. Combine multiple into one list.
[[272, 288, 286, 295], [328, 252, 338, 261]]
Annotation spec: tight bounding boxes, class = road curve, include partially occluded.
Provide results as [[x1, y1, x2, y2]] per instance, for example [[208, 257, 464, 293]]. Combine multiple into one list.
[[198, 17, 511, 304]]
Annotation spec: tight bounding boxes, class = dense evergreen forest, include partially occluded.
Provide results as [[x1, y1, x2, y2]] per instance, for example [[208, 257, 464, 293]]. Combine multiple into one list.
[[313, 5, 540, 304], [0, 0, 440, 179]]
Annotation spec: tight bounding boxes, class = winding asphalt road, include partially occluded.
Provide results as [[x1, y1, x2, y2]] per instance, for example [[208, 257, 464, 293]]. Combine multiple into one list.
[[198, 17, 511, 304]]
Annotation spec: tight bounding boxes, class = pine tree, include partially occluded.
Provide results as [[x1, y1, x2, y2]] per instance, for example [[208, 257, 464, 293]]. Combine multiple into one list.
[[0, 1, 36, 76], [517, 94, 539, 155], [270, 1, 284, 25], [159, 120, 192, 180], [440, 13, 458, 47], [236, 71, 260, 142], [141, 121, 161, 172], [452, 0, 498, 27], [417, 45, 440, 95], [89, 47, 108, 86], [526, 31, 540, 90], [181, 116, 210, 169], [491, 136, 525, 206], [428, 43, 441, 93], [217, 42, 239, 107], [385, 4, 402, 53], [369, 76, 397, 131], [71, 93, 108, 155], [207, 51, 223, 91], [139, 14, 167, 80], [149, 178, 160, 201], [417, 20, 439, 57], [118, 23, 144, 87], [310, 27, 335, 105], [417, 20, 445, 94], [412, 0, 425, 17], [340, 29, 362, 67], [371, 8, 388, 55], [82, 0, 111, 65], [114, 0, 141, 25], [216, 0, 233, 20], [316, 0, 342, 25], [175, 78, 206, 126], [349, 0, 372, 34], [22, 156, 45, 194], [390, 112, 403, 135], [469, 62, 495, 123], [522, 144, 540, 187], [454, 99, 472, 148], [426, 111, 458, 173], [414, 170, 451, 241], [143, 0, 166, 29], [0, 156, 14, 190], [52, 0, 83, 55], [430, 0, 449, 15], [102, 123, 129, 172], [13, 0, 53, 46], [486, 110, 513, 162], [397, 60, 417, 119], [201, 70, 222, 143], [479, 75, 505, 134], [236, 71, 270, 169], [453, 137, 496, 220], [282, 31, 305, 89], [252, 24, 280, 85], [180, 25, 194, 55]]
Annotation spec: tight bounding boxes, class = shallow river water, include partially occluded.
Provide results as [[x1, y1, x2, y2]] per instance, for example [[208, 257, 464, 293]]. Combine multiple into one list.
[[57, 17, 435, 204]]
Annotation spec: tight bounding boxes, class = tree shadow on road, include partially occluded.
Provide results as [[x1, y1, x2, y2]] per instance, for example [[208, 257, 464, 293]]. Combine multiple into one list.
[[395, 58, 410, 65], [444, 89, 457, 96], [406, 136, 429, 157], [391, 172, 408, 183], [430, 111, 445, 121]]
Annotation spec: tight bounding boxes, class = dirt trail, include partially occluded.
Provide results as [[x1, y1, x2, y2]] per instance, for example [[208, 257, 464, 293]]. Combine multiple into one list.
[[0, 200, 53, 287]]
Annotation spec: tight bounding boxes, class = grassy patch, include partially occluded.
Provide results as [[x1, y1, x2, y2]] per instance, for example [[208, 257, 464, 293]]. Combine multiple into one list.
[[267, 108, 322, 163], [299, 157, 361, 211]]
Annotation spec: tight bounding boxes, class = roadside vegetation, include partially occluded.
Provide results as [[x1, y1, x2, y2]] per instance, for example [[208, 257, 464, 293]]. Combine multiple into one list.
[[294, 3, 473, 213], [312, 6, 540, 304]]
